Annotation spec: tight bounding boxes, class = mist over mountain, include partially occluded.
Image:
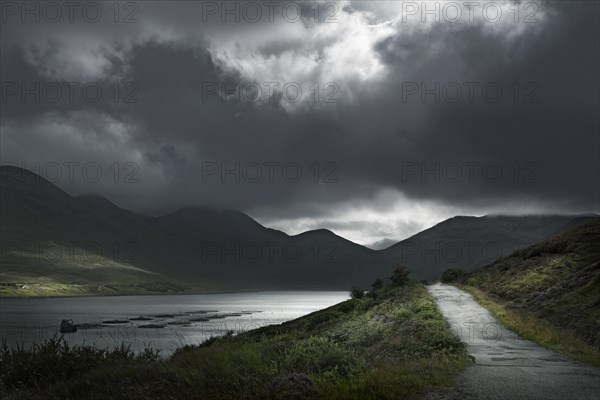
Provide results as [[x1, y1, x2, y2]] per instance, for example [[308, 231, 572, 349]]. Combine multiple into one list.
[[1, 165, 595, 293], [0, 166, 393, 292]]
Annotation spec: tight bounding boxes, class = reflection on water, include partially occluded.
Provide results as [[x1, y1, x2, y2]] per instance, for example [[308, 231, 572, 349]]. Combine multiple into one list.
[[0, 291, 348, 357]]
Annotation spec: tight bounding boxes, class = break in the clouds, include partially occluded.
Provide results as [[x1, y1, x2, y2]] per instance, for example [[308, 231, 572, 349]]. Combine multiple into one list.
[[1, 1, 598, 245]]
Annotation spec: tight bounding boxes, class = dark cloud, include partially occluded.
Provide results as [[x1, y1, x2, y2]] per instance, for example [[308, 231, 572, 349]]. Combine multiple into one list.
[[1, 1, 598, 244]]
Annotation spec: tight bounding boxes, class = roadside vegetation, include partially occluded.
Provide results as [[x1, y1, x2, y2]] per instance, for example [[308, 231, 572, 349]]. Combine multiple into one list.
[[442, 218, 600, 367], [1, 277, 470, 399], [459, 285, 600, 367]]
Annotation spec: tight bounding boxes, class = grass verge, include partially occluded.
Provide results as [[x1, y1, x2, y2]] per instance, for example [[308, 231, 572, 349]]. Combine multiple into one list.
[[458, 284, 600, 367], [1, 283, 470, 399]]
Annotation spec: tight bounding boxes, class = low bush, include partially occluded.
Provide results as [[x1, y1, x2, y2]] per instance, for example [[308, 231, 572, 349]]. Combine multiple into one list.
[[440, 268, 466, 283], [350, 287, 365, 299]]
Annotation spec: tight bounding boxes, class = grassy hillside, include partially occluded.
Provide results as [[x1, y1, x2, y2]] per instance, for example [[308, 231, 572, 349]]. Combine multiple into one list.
[[381, 214, 597, 280], [0, 283, 470, 399], [452, 218, 600, 364], [0, 165, 395, 296]]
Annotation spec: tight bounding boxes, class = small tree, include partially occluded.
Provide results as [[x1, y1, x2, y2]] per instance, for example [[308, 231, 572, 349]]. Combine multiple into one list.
[[371, 278, 384, 291], [350, 287, 365, 299], [389, 265, 410, 287], [441, 268, 466, 283]]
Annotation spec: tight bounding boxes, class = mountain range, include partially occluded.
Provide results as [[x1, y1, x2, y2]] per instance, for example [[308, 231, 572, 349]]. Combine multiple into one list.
[[0, 165, 596, 295]]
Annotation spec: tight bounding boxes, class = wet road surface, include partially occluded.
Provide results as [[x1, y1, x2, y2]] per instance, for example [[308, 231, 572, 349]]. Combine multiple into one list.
[[425, 283, 600, 400]]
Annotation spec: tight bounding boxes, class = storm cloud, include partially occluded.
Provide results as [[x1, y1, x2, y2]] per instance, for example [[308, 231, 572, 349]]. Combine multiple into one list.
[[1, 0, 598, 245]]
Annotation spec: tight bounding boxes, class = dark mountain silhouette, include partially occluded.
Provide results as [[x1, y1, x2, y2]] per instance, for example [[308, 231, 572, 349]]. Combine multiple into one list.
[[1, 165, 595, 293], [379, 214, 598, 280], [0, 166, 394, 292]]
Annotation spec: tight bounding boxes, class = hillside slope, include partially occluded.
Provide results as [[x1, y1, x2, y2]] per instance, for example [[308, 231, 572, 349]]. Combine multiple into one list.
[[0, 283, 470, 399], [380, 214, 597, 280], [463, 218, 600, 348], [0, 166, 394, 295]]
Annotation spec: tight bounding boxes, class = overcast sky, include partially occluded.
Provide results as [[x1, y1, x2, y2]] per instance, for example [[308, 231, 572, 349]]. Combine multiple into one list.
[[1, 1, 598, 247]]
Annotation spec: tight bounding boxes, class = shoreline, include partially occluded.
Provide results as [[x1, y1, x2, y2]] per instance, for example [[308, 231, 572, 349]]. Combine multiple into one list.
[[1, 283, 472, 399], [0, 285, 351, 300]]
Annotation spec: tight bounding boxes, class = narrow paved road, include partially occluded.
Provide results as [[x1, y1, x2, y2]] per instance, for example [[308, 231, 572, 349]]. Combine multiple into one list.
[[426, 283, 600, 400]]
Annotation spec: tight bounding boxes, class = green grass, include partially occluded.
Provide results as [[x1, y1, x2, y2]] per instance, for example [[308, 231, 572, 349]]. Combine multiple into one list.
[[0, 281, 192, 298], [0, 241, 202, 298], [442, 219, 600, 367], [0, 283, 470, 399], [458, 284, 600, 367]]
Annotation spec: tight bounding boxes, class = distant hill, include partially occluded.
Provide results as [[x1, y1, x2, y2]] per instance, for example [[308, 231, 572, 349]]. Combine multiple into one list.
[[462, 218, 600, 348], [379, 214, 598, 280], [0, 166, 394, 295], [2, 165, 595, 295]]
